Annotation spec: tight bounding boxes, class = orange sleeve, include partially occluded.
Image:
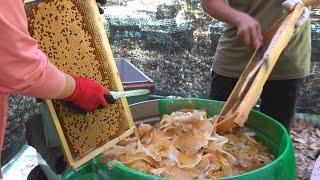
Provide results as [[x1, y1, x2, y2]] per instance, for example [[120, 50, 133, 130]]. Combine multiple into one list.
[[0, 0, 66, 99]]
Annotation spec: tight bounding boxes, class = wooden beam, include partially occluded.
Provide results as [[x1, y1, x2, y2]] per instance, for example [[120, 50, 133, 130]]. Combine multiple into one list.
[[216, 3, 305, 132], [70, 127, 136, 169]]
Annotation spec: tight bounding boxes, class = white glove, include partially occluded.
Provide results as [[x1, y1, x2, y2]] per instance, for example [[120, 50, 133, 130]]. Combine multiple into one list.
[[282, 0, 310, 32]]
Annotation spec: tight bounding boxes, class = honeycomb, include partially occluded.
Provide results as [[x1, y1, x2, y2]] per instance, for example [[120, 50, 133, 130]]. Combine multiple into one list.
[[102, 110, 274, 179], [25, 0, 131, 157]]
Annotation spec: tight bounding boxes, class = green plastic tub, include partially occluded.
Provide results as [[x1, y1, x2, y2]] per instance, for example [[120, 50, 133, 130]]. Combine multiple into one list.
[[62, 98, 296, 180]]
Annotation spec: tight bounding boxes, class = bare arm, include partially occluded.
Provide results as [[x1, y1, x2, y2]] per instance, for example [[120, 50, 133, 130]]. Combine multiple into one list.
[[201, 0, 242, 26], [201, 0, 263, 49], [56, 74, 76, 99]]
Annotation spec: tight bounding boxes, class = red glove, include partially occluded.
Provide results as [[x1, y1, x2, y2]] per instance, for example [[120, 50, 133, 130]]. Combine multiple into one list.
[[65, 77, 109, 112]]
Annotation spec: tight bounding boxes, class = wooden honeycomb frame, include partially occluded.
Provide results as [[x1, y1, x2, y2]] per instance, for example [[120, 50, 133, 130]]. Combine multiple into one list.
[[216, 4, 305, 132], [25, 0, 135, 169]]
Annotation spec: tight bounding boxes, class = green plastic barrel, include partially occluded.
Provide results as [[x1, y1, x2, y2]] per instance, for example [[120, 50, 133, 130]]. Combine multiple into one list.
[[62, 98, 296, 180]]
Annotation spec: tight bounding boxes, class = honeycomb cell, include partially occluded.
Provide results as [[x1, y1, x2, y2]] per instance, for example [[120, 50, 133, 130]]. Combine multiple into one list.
[[25, 0, 130, 157]]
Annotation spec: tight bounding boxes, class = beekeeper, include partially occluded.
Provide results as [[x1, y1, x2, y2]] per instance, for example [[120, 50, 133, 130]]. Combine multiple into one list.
[[0, 0, 109, 176], [202, 0, 319, 128]]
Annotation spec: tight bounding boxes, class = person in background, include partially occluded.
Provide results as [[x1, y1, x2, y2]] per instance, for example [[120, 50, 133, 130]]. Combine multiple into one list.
[[202, 0, 320, 129], [0, 0, 109, 177]]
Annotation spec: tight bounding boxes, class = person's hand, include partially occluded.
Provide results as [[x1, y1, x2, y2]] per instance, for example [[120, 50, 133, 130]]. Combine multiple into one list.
[[96, 0, 106, 14], [282, 0, 310, 32], [235, 12, 263, 50], [64, 77, 109, 112]]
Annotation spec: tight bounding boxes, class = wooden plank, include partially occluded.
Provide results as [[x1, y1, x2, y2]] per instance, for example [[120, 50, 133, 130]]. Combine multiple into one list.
[[217, 3, 305, 132], [234, 3, 305, 126], [88, 0, 135, 128], [217, 15, 287, 123], [45, 95, 135, 169], [24, 0, 36, 3], [44, 100, 75, 168], [70, 127, 136, 169]]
